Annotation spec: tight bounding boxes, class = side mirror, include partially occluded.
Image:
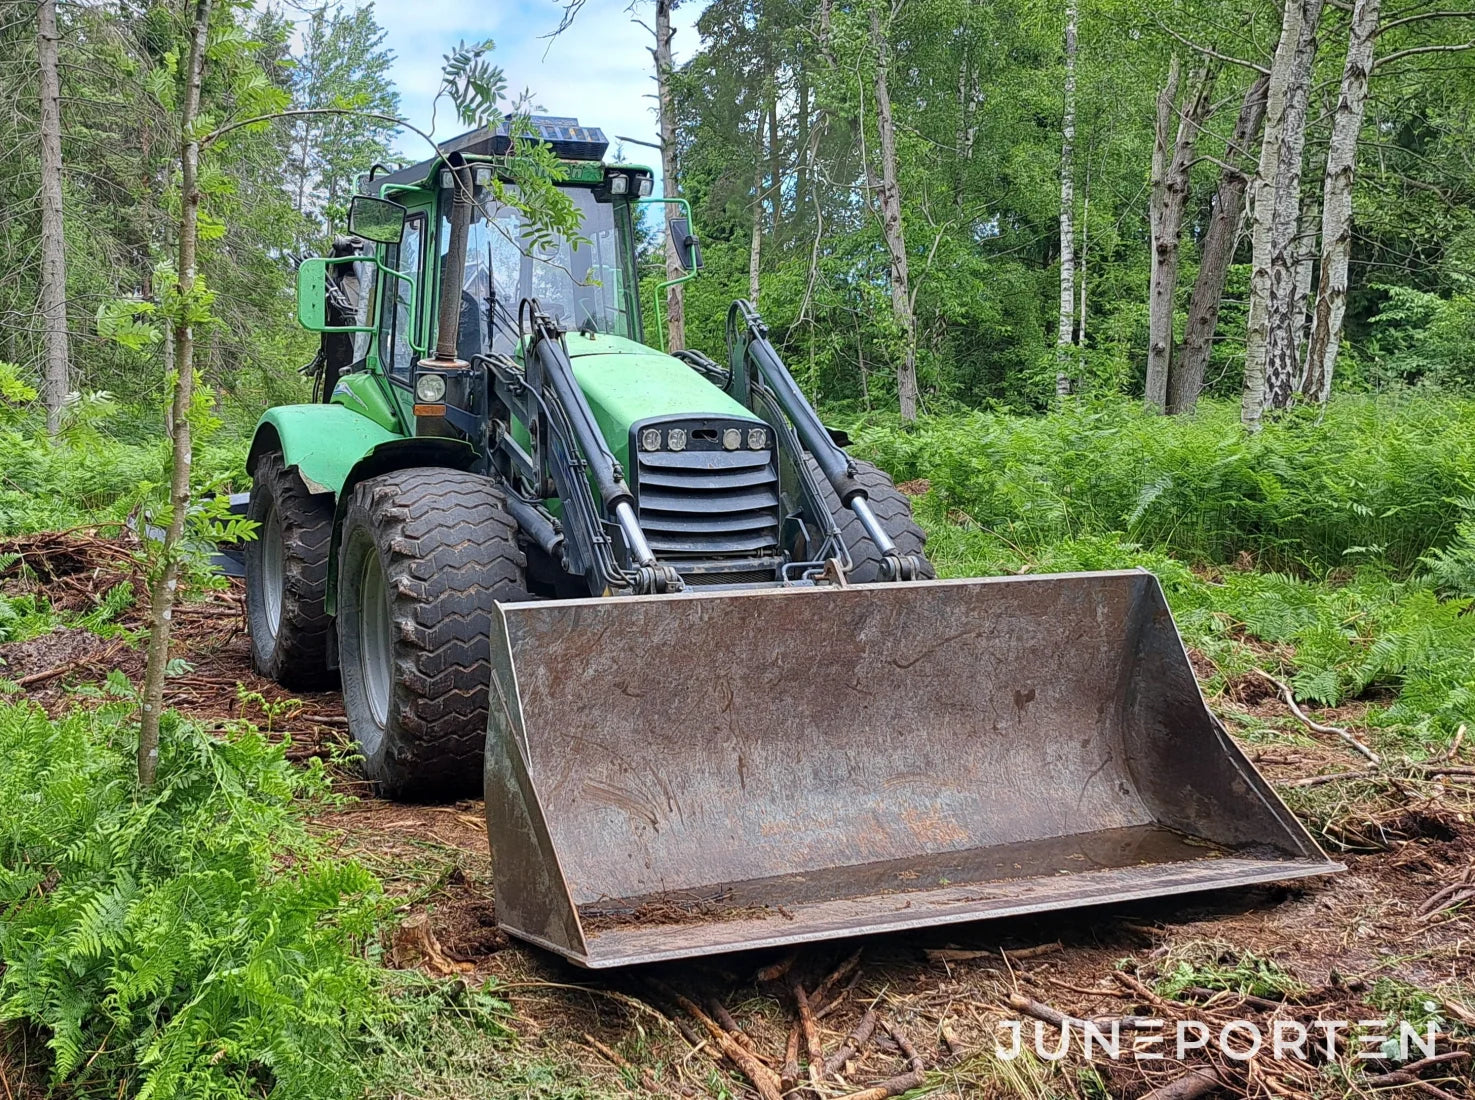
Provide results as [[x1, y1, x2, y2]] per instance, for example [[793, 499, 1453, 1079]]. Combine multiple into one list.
[[348, 195, 407, 244], [296, 257, 376, 333], [668, 217, 704, 273]]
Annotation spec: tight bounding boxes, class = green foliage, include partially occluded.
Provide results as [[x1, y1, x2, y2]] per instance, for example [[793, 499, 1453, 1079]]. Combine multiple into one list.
[[1154, 943, 1304, 1001], [852, 395, 1475, 575], [0, 700, 387, 1098]]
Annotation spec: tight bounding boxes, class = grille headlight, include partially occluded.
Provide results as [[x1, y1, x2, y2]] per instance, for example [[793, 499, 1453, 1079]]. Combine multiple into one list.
[[414, 373, 446, 402], [640, 428, 662, 451], [747, 427, 768, 450], [667, 428, 687, 452], [723, 428, 742, 451]]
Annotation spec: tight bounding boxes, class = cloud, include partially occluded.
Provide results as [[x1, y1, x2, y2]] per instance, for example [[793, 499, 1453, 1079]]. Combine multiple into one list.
[[364, 0, 706, 164]]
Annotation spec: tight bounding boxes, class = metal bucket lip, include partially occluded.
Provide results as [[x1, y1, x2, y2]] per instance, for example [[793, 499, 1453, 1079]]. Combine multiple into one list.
[[531, 854, 1343, 968]]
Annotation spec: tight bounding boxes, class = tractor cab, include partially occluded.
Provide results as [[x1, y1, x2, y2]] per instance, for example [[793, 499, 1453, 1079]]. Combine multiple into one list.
[[296, 116, 675, 430]]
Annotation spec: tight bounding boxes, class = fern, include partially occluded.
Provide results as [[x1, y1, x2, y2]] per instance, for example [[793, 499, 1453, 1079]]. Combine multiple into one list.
[[0, 702, 388, 1098]]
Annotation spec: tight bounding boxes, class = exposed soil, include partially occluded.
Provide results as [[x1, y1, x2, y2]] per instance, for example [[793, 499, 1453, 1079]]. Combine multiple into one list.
[[5, 529, 1474, 1099]]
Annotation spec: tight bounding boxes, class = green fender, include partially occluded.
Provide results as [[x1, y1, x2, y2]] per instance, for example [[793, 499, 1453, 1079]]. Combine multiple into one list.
[[249, 403, 480, 613], [248, 404, 405, 496]]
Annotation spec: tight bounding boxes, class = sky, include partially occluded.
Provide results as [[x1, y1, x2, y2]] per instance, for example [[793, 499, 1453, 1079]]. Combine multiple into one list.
[[362, 0, 706, 166]]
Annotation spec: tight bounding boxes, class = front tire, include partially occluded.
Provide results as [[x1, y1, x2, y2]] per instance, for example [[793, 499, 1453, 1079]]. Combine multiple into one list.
[[244, 450, 335, 688], [808, 457, 936, 583], [337, 468, 529, 800]]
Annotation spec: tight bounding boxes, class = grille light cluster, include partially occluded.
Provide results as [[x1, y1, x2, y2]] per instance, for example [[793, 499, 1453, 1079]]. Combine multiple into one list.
[[639, 425, 769, 452]]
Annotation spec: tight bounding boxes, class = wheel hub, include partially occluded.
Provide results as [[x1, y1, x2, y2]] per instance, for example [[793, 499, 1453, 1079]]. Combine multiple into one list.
[[358, 552, 392, 740], [261, 504, 284, 640]]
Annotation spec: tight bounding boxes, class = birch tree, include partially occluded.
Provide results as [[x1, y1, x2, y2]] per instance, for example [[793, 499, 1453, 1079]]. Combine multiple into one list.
[[1173, 73, 1269, 414], [1145, 59, 1215, 412], [1301, 0, 1380, 404], [1056, 0, 1078, 398], [868, 1, 918, 421], [1263, 0, 1325, 411], [139, 0, 212, 787], [36, 0, 68, 436], [653, 0, 686, 349], [1243, 0, 1321, 429]]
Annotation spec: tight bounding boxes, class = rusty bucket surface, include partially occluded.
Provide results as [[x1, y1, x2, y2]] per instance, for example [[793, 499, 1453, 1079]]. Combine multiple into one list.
[[483, 572, 1339, 968]]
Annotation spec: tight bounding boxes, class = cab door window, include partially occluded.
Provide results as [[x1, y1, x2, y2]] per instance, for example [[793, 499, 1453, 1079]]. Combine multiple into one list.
[[379, 212, 425, 377]]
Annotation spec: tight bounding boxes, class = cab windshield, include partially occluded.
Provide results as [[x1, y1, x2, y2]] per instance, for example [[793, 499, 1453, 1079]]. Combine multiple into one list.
[[443, 183, 637, 357]]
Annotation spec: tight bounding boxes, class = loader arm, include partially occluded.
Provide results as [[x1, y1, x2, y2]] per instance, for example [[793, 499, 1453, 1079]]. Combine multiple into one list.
[[483, 300, 683, 596], [726, 300, 923, 581]]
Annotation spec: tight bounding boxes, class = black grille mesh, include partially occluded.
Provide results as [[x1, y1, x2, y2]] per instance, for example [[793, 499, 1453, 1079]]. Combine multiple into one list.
[[635, 448, 780, 558]]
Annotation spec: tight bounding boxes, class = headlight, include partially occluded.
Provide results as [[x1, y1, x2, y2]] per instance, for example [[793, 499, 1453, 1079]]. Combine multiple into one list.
[[747, 427, 768, 450], [640, 427, 662, 451], [637, 175, 654, 197], [609, 174, 629, 195], [415, 373, 447, 402], [667, 428, 687, 452], [723, 428, 742, 451]]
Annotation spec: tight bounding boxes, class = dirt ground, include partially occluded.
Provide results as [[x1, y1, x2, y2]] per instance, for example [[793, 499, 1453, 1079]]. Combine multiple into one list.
[[3, 530, 1473, 1099]]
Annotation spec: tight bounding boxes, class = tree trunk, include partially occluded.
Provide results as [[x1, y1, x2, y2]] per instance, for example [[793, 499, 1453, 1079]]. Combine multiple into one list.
[[796, 71, 810, 219], [654, 0, 685, 350], [749, 156, 763, 305], [1056, 0, 1078, 398], [1302, 0, 1380, 404], [1244, 0, 1303, 430], [1263, 0, 1324, 411], [1291, 192, 1319, 383], [869, 2, 918, 421], [1078, 169, 1089, 346], [36, 0, 69, 437], [768, 95, 782, 247], [1173, 73, 1269, 414], [139, 0, 211, 789], [1146, 60, 1216, 412], [1145, 58, 1182, 411]]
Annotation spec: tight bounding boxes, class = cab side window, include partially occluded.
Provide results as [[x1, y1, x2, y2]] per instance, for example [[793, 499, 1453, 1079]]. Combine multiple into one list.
[[380, 213, 425, 377]]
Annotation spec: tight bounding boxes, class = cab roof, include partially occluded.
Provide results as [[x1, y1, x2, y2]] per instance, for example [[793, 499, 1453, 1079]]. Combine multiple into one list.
[[367, 115, 610, 193]]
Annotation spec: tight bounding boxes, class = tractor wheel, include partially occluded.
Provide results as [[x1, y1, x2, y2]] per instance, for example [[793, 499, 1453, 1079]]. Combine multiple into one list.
[[244, 450, 335, 688], [807, 457, 936, 583], [337, 468, 528, 800]]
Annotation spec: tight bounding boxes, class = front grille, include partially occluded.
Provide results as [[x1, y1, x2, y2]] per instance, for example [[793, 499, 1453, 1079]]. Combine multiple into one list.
[[635, 448, 781, 557]]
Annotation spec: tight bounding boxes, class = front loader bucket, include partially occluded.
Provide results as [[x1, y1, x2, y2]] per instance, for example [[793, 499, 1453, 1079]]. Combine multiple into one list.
[[483, 572, 1338, 968]]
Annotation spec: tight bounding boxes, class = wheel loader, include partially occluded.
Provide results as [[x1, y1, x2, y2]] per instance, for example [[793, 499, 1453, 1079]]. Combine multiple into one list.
[[243, 115, 1338, 968]]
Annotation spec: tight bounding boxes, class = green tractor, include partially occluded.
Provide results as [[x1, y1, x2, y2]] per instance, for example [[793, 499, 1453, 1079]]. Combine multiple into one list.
[[246, 116, 1336, 967]]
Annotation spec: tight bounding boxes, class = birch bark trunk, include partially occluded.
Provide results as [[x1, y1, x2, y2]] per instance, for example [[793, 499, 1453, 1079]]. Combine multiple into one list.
[[37, 0, 69, 437], [1244, 0, 1304, 429], [1263, 0, 1325, 412], [869, 2, 918, 421], [1173, 74, 1269, 414], [1146, 61, 1216, 412], [654, 0, 686, 349], [139, 0, 211, 788], [1302, 0, 1381, 404], [1056, 0, 1078, 398]]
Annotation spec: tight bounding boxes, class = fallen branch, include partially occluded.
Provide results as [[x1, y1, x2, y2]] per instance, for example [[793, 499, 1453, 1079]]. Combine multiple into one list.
[[1442, 725, 1466, 761], [793, 983, 824, 1095], [1249, 668, 1379, 765], [584, 1033, 671, 1097], [1362, 1051, 1470, 1087], [1181, 985, 1287, 1013], [813, 948, 863, 1002], [706, 997, 757, 1053], [781, 1025, 800, 1094], [16, 655, 91, 687], [755, 952, 798, 983], [1006, 991, 1160, 1032], [830, 1020, 927, 1100], [664, 988, 782, 1100], [822, 1008, 878, 1077], [1281, 769, 1378, 788], [1139, 1067, 1226, 1100]]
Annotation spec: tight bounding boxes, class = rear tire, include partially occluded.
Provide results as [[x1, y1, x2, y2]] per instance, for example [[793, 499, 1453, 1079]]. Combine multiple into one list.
[[244, 450, 335, 688], [337, 468, 529, 800], [807, 457, 935, 583]]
